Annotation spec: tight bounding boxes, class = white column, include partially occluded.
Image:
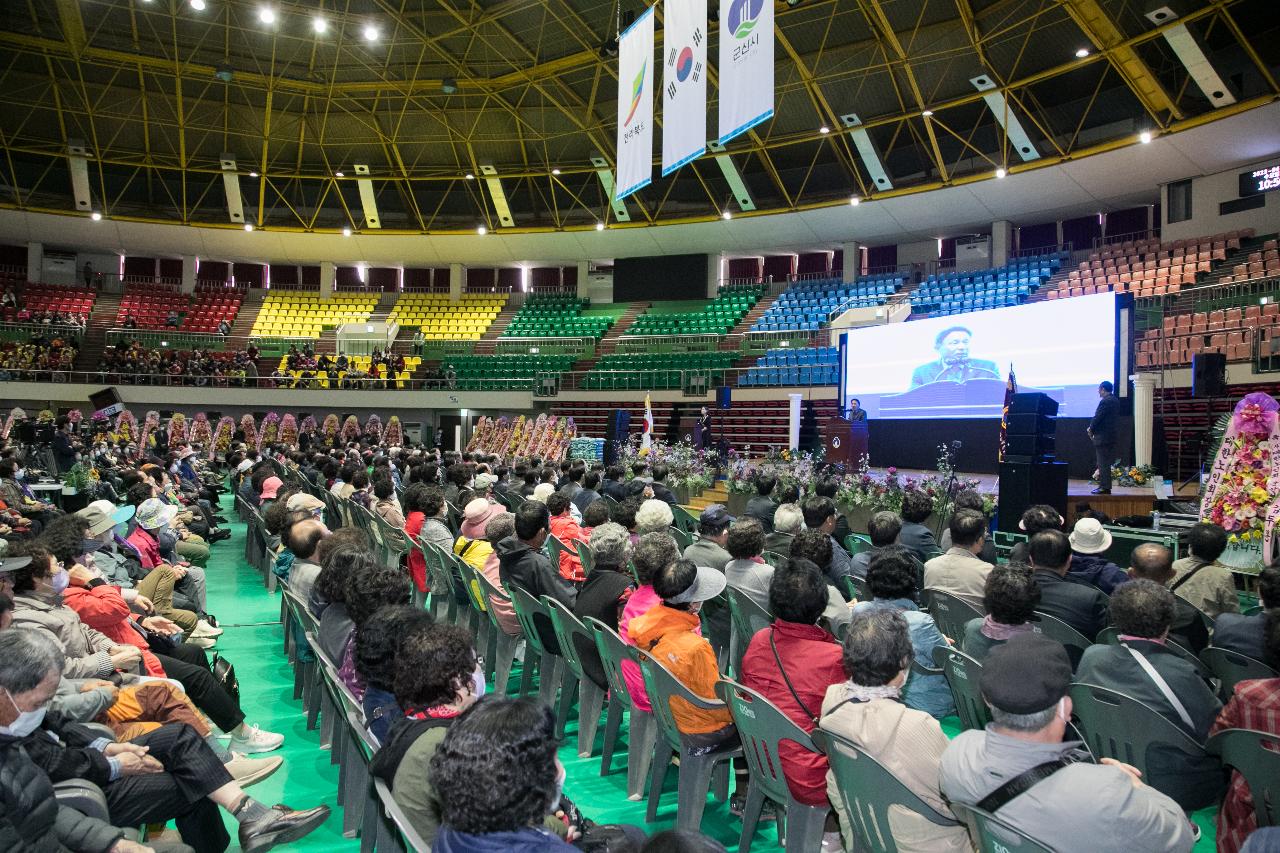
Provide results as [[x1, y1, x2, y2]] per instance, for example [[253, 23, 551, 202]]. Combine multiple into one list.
[[1130, 373, 1158, 468], [319, 261, 336, 298], [576, 260, 590, 299], [991, 220, 1013, 267], [788, 393, 802, 451], [180, 256, 198, 294], [26, 243, 42, 283], [841, 242, 861, 283], [706, 254, 723, 298], [449, 263, 464, 301]]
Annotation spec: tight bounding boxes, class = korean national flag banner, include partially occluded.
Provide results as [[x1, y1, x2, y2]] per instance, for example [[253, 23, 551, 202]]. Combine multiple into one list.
[[616, 6, 655, 200], [718, 0, 774, 145], [661, 0, 707, 177]]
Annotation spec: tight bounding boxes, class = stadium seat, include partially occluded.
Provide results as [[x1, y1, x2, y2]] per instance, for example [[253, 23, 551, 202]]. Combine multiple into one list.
[[388, 293, 506, 341], [753, 275, 905, 333], [250, 291, 380, 339]]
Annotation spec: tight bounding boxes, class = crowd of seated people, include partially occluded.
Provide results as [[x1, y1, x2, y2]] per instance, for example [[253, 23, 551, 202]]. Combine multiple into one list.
[[97, 344, 259, 387], [1, 283, 93, 327], [268, 344, 415, 390], [0, 333, 79, 381]]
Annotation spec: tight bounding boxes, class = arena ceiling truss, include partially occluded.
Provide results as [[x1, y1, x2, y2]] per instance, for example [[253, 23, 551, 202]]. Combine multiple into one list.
[[0, 0, 1276, 236]]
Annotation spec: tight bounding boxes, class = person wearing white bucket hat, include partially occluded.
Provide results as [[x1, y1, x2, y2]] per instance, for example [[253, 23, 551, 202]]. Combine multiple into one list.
[[1066, 517, 1129, 595]]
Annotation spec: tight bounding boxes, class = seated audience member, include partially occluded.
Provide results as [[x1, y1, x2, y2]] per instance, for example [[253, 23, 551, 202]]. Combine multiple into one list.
[[744, 474, 778, 533], [1213, 564, 1279, 661], [1127, 542, 1210, 653], [127, 498, 208, 618], [372, 475, 405, 528], [850, 511, 906, 581], [1075, 579, 1225, 811], [1028, 529, 1109, 642], [1210, 611, 1280, 853], [648, 465, 678, 506], [532, 482, 556, 505], [635, 498, 675, 536], [923, 508, 992, 609], [418, 485, 457, 553], [683, 504, 734, 655], [430, 696, 590, 852], [573, 522, 637, 691], [283, 517, 328, 605], [338, 559, 413, 699], [802, 496, 853, 584], [855, 547, 953, 719], [939, 633, 1194, 853], [497, 501, 576, 655], [1171, 522, 1241, 619], [813, 479, 852, 546], [402, 483, 435, 592], [896, 489, 941, 564], [614, 498, 642, 545], [788, 529, 855, 635], [477, 511, 520, 638], [546, 493, 587, 584], [600, 465, 628, 502], [571, 470, 603, 515], [356, 604, 433, 745], [454, 499, 503, 576], [1067, 517, 1129, 594], [0, 628, 330, 853], [764, 503, 802, 555], [377, 621, 484, 846], [963, 564, 1039, 659], [938, 490, 997, 563], [310, 544, 368, 662], [723, 518, 772, 612], [618, 533, 683, 725], [821, 607, 969, 853], [741, 560, 843, 826], [1007, 504, 1062, 564]]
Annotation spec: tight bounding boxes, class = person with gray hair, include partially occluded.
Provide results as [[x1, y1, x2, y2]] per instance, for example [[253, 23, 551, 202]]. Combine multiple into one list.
[[820, 607, 970, 853], [619, 532, 682, 716], [940, 633, 1194, 853], [765, 503, 803, 555], [635, 498, 674, 535], [478, 511, 520, 637], [574, 522, 638, 690]]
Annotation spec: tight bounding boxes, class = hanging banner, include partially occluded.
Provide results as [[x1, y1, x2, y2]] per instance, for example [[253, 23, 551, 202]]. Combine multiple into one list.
[[718, 0, 774, 145], [616, 6, 655, 200], [661, 0, 707, 177]]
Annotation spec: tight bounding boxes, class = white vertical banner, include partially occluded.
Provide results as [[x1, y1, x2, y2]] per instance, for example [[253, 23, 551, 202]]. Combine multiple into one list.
[[718, 0, 774, 144], [616, 6, 655, 200], [661, 0, 707, 177]]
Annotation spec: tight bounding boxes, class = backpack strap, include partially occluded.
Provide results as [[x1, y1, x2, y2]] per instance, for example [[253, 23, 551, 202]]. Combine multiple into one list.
[[976, 758, 1074, 812], [769, 628, 820, 726]]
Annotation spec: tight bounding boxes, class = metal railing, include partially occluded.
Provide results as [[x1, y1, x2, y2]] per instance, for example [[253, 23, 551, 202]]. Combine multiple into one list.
[[1093, 229, 1159, 249], [493, 336, 595, 356], [106, 328, 229, 350], [1011, 241, 1073, 259], [0, 321, 85, 342], [612, 333, 723, 354]]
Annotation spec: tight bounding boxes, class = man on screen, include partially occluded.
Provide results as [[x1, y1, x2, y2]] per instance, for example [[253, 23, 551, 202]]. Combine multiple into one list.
[[909, 326, 1001, 389]]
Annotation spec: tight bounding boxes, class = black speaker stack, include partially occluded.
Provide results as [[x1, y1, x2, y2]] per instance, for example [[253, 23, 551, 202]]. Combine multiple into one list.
[[998, 392, 1068, 533], [1192, 352, 1227, 398]]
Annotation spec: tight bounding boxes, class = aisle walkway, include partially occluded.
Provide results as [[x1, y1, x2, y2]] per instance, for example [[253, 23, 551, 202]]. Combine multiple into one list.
[[200, 493, 1218, 851]]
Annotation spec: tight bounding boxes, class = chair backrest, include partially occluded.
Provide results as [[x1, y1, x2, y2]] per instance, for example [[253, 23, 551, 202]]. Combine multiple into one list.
[[509, 585, 554, 657], [544, 596, 592, 681], [716, 678, 820, 808], [471, 565, 512, 631], [672, 504, 700, 535], [724, 586, 773, 669], [812, 728, 960, 853], [1206, 727, 1280, 829], [839, 574, 869, 603], [638, 646, 728, 754], [453, 557, 489, 616], [574, 540, 595, 576], [374, 512, 412, 560], [1068, 683, 1208, 782], [1199, 646, 1279, 694], [948, 801, 1055, 853], [843, 534, 872, 556], [373, 777, 427, 853], [932, 646, 991, 731], [1029, 610, 1093, 660], [762, 550, 786, 570], [584, 616, 639, 713], [669, 526, 693, 550], [546, 532, 567, 570], [921, 588, 985, 641]]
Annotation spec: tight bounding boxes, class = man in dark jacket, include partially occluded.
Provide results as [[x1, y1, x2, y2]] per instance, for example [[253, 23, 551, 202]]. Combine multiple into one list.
[[599, 466, 628, 503], [497, 501, 577, 655], [572, 523, 636, 690], [896, 489, 941, 564], [1028, 529, 1109, 642], [1067, 517, 1129, 594], [1212, 564, 1278, 661], [744, 474, 778, 534], [646, 465, 677, 506], [1088, 380, 1122, 494], [571, 471, 603, 515]]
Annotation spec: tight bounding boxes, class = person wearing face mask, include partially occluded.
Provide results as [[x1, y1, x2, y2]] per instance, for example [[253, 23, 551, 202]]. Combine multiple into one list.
[[938, 632, 1195, 853], [0, 457, 61, 531], [127, 499, 209, 618]]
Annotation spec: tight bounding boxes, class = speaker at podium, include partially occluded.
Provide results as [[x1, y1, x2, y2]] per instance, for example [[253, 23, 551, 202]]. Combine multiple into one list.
[[824, 416, 869, 465]]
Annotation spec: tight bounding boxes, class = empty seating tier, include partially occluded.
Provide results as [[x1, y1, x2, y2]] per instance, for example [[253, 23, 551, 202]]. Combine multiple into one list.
[[250, 291, 380, 339], [1045, 230, 1257, 300], [739, 346, 839, 386], [503, 294, 618, 339], [753, 275, 904, 333], [116, 284, 242, 333], [911, 253, 1064, 316], [583, 351, 740, 390], [442, 353, 576, 389], [388, 293, 506, 341], [10, 283, 95, 322], [625, 287, 763, 336]]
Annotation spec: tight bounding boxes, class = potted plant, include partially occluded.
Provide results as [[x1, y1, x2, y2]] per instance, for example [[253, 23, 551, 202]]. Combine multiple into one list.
[[60, 463, 93, 512]]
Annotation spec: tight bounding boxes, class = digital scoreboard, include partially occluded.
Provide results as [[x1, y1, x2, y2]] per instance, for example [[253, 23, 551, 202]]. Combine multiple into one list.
[[1239, 162, 1280, 197]]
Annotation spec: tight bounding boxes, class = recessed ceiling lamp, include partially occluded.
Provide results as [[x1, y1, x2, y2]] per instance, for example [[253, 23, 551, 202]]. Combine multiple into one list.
[[849, 196, 860, 206], [189, 0, 205, 10], [722, 210, 732, 220], [596, 222, 605, 231], [921, 109, 933, 117], [363, 24, 379, 42], [1075, 47, 1090, 58], [90, 211, 103, 221], [551, 168, 561, 176], [1139, 130, 1153, 144], [342, 226, 352, 237], [244, 223, 254, 232], [334, 171, 344, 177], [258, 7, 275, 24], [995, 167, 1007, 179], [248, 171, 258, 177], [477, 225, 487, 235], [465, 173, 475, 180], [312, 17, 327, 34], [819, 125, 830, 134]]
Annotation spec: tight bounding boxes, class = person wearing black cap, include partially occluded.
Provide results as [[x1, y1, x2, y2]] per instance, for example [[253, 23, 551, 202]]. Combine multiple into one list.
[[939, 633, 1194, 853], [683, 504, 734, 659]]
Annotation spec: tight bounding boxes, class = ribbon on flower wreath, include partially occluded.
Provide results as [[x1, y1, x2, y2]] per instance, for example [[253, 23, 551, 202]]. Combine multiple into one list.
[[1201, 392, 1280, 564]]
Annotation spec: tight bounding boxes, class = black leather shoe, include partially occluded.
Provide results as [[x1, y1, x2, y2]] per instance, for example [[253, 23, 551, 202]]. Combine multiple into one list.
[[238, 804, 331, 853], [208, 528, 232, 542], [1091, 488, 1111, 494]]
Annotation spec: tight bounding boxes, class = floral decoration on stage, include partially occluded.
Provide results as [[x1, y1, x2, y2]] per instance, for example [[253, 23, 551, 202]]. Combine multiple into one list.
[[363, 414, 383, 443], [2, 408, 26, 440], [190, 413, 213, 449], [321, 414, 340, 443], [114, 410, 135, 444], [279, 414, 298, 447], [341, 415, 361, 443], [258, 412, 280, 448], [300, 415, 318, 436], [1101, 463, 1158, 488], [213, 416, 235, 455], [1202, 392, 1280, 556], [384, 416, 403, 447], [617, 435, 718, 495], [167, 413, 188, 449], [139, 411, 160, 456], [466, 414, 577, 461], [239, 414, 257, 448]]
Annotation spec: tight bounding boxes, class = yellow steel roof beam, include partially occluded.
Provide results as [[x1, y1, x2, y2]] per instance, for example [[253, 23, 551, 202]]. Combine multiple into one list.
[[1060, 0, 1181, 122]]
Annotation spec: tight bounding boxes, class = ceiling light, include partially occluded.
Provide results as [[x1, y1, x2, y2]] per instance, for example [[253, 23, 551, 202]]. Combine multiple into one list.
[[819, 125, 830, 134], [465, 173, 475, 180], [334, 171, 344, 177], [342, 226, 352, 237], [248, 171, 258, 178], [595, 222, 605, 231], [551, 168, 561, 176], [363, 24, 379, 42], [90, 211, 102, 221], [257, 7, 275, 24], [244, 223, 254, 232], [1075, 47, 1090, 58], [722, 210, 732, 220], [1139, 130, 1153, 144], [441, 78, 458, 95], [477, 225, 487, 235], [312, 17, 327, 34], [921, 109, 933, 117], [995, 167, 1007, 179], [189, 0, 205, 10], [849, 196, 860, 206]]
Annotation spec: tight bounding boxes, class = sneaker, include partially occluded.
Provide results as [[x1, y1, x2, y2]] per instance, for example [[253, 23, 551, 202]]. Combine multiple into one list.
[[192, 619, 223, 638], [728, 794, 778, 822], [225, 752, 283, 788], [186, 637, 217, 650], [229, 724, 285, 754], [238, 804, 331, 853]]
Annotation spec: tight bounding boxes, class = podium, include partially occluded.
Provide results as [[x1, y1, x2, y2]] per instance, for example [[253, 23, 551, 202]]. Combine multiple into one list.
[[824, 417, 869, 465]]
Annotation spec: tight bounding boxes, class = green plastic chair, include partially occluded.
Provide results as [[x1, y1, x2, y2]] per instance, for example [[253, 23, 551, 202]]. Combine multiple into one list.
[[574, 540, 595, 577], [839, 575, 869, 603], [921, 588, 984, 644], [1068, 682, 1214, 806], [948, 801, 1055, 853], [508, 586, 566, 710], [1029, 611, 1093, 666], [639, 648, 743, 830], [1205, 728, 1280, 829], [842, 534, 872, 556], [812, 728, 962, 853], [670, 526, 693, 551], [932, 646, 992, 731], [672, 504, 700, 535], [1200, 646, 1279, 698], [546, 597, 609, 753], [585, 616, 658, 797], [468, 568, 522, 697], [725, 586, 773, 678], [716, 679, 829, 852]]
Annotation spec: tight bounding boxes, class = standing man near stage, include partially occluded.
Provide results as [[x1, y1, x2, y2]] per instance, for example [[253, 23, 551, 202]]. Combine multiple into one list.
[[698, 406, 713, 449], [1088, 380, 1121, 495], [847, 398, 867, 422]]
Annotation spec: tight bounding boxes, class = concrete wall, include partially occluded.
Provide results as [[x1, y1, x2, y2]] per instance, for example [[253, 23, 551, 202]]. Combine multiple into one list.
[[1162, 156, 1280, 243], [896, 239, 939, 268]]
